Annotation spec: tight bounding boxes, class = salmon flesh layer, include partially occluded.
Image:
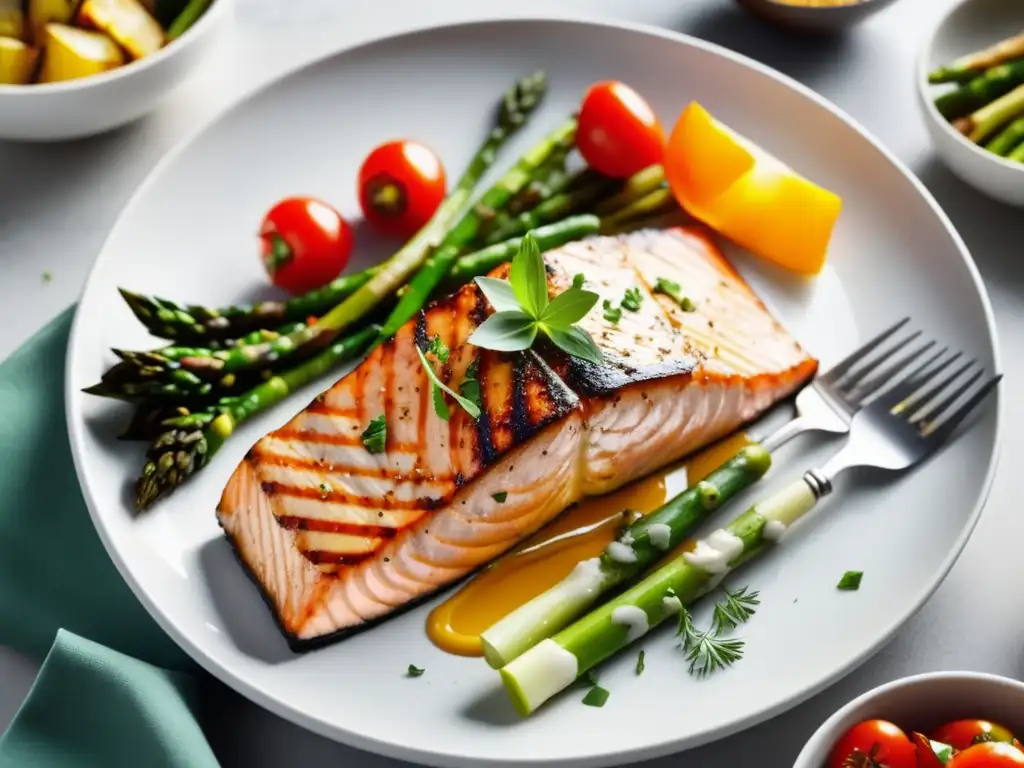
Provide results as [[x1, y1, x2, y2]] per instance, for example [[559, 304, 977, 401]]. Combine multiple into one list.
[[217, 228, 818, 650]]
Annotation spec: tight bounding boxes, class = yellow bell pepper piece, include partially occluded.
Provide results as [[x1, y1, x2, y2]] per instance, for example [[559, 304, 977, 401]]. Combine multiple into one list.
[[665, 102, 842, 275]]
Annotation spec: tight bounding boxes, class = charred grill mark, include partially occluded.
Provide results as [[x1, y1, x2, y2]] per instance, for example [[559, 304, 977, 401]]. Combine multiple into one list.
[[260, 481, 437, 511], [475, 351, 498, 466], [469, 287, 489, 326], [276, 516, 399, 538], [561, 353, 699, 397], [530, 351, 579, 418], [414, 311, 429, 351], [511, 353, 532, 445], [270, 429, 429, 450], [303, 550, 375, 566], [251, 452, 454, 483], [381, 337, 394, 446], [305, 400, 359, 417]]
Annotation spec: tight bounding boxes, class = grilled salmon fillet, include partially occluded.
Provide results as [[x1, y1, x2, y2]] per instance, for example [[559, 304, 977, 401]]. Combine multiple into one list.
[[217, 227, 818, 650]]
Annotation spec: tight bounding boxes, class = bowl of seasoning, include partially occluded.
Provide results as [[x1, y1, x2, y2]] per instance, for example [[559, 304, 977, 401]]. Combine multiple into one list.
[[735, 0, 902, 34]]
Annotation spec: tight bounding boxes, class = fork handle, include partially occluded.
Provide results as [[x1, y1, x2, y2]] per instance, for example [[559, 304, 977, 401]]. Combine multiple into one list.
[[740, 471, 830, 546], [758, 413, 815, 452]]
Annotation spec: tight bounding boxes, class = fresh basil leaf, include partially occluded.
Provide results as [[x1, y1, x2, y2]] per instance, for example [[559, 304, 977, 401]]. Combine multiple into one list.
[[468, 311, 538, 352], [475, 277, 521, 313], [361, 414, 387, 454], [540, 288, 599, 329], [572, 273, 586, 289], [432, 383, 450, 421], [459, 357, 481, 411], [547, 325, 603, 364], [509, 233, 548, 319], [415, 346, 481, 420]]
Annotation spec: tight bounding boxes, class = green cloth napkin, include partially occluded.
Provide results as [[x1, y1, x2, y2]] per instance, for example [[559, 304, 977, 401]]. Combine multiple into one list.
[[0, 308, 220, 767]]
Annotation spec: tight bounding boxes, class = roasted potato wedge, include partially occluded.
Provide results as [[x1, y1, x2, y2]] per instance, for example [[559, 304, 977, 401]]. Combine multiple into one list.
[[0, 0, 26, 41], [37, 22, 122, 82], [76, 0, 162, 59], [0, 36, 39, 83], [27, 0, 77, 43]]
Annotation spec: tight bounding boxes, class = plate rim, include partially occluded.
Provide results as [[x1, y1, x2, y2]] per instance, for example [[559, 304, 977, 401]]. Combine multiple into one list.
[[64, 13, 1004, 768]]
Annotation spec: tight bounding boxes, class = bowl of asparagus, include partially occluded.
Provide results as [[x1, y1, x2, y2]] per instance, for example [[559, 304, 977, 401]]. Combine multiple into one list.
[[918, 0, 1024, 206]]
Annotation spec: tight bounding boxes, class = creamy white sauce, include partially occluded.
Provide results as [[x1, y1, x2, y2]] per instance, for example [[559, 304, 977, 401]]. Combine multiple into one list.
[[563, 558, 606, 599], [504, 639, 579, 712], [619, 531, 635, 546], [684, 529, 744, 574], [763, 519, 787, 542], [661, 595, 683, 615], [606, 540, 638, 564], [646, 523, 671, 550], [611, 605, 648, 642]]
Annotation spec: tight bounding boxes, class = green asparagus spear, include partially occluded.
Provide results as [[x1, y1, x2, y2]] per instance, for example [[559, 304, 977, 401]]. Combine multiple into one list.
[[123, 72, 548, 380], [480, 445, 771, 669], [1009, 141, 1024, 162], [594, 165, 666, 217], [118, 268, 378, 344], [598, 187, 675, 233], [134, 325, 379, 510], [118, 402, 193, 441], [984, 116, 1024, 155], [482, 172, 616, 246], [498, 473, 816, 716], [953, 82, 1024, 142], [439, 215, 600, 292], [934, 61, 1024, 120], [166, 0, 212, 40], [372, 117, 578, 345], [929, 34, 1024, 84], [503, 139, 575, 216], [600, 208, 687, 236]]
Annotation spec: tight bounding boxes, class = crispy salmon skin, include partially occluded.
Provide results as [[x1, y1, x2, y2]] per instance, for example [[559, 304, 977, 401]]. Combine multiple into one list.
[[217, 227, 817, 650]]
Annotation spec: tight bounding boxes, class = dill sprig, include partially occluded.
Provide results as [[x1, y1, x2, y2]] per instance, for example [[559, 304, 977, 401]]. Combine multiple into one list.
[[711, 586, 761, 634], [675, 585, 760, 678]]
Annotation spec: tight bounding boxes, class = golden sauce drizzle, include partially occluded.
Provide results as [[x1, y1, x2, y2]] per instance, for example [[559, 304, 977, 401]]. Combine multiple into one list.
[[426, 431, 754, 656]]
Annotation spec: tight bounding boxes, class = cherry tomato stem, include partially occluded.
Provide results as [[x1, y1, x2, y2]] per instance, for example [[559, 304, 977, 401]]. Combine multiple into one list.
[[259, 196, 353, 296], [359, 140, 446, 238]]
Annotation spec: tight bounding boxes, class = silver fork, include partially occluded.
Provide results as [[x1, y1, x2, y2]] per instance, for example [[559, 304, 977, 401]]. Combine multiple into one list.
[[756, 317, 934, 452], [749, 343, 1000, 535]]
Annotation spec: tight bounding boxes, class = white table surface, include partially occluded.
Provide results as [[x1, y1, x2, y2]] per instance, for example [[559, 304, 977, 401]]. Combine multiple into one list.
[[3, 0, 1023, 765]]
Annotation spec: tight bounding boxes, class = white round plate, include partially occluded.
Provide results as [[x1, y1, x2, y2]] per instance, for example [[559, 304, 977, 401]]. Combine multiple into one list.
[[66, 17, 1001, 768]]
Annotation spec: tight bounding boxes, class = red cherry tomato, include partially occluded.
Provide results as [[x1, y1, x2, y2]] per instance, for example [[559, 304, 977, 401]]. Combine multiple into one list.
[[948, 742, 1024, 768], [358, 140, 446, 238], [259, 197, 353, 296], [932, 721, 1019, 752], [576, 80, 665, 178], [827, 720, 918, 768]]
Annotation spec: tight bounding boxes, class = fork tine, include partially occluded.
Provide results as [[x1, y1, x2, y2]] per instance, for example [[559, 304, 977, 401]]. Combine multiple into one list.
[[909, 364, 983, 425], [923, 374, 1001, 442], [821, 317, 910, 383], [877, 350, 960, 410], [838, 330, 923, 392], [895, 357, 975, 417], [849, 342, 940, 404]]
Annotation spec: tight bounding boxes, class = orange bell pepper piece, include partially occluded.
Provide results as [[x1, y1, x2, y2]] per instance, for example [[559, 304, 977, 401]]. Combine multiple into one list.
[[664, 102, 842, 276]]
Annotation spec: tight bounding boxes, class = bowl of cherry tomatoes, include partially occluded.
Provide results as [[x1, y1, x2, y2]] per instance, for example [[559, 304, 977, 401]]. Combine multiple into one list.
[[794, 672, 1024, 768]]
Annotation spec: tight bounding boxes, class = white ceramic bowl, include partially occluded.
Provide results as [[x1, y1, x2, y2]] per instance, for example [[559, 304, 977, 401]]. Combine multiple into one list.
[[794, 672, 1024, 767], [0, 0, 232, 142], [917, 0, 1024, 207]]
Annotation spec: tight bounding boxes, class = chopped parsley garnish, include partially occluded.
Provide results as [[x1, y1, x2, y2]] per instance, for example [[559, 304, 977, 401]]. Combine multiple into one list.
[[620, 286, 643, 312], [582, 685, 610, 707], [361, 414, 387, 454], [653, 277, 696, 312], [459, 358, 481, 412], [602, 299, 623, 325], [318, 483, 330, 499], [635, 650, 645, 675], [837, 571, 863, 591], [407, 664, 425, 677], [572, 273, 586, 289], [426, 335, 450, 364], [492, 491, 508, 503]]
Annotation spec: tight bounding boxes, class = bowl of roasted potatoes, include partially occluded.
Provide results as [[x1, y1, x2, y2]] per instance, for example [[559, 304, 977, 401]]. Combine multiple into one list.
[[0, 0, 230, 141]]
